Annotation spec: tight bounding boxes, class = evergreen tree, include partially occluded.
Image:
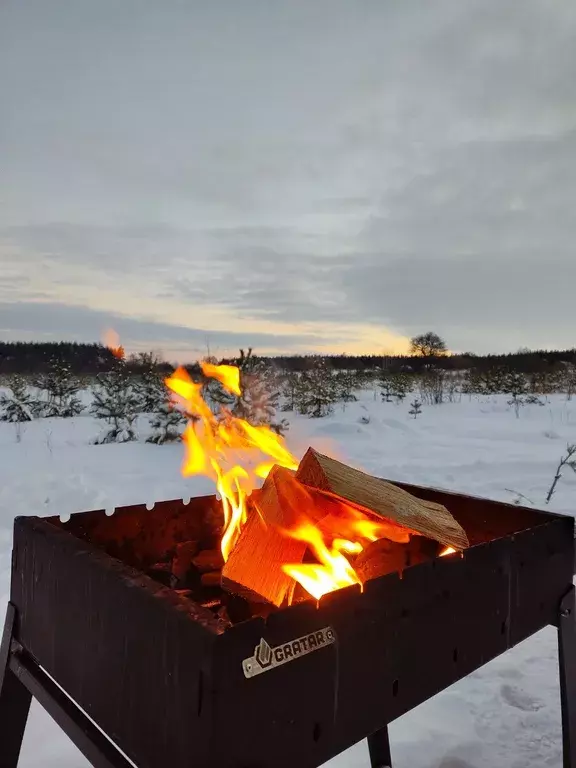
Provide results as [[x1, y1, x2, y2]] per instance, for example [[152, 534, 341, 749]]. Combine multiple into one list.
[[0, 375, 34, 422], [462, 368, 483, 396], [408, 398, 422, 419], [131, 352, 166, 413], [147, 401, 188, 444], [505, 371, 528, 418], [135, 368, 166, 413], [380, 372, 412, 403], [296, 358, 339, 418], [480, 367, 508, 394], [280, 371, 302, 412], [207, 349, 288, 434], [90, 363, 140, 444], [33, 358, 84, 417], [380, 373, 395, 403], [335, 369, 358, 403]]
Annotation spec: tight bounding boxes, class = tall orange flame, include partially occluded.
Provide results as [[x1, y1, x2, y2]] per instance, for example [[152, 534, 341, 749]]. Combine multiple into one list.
[[166, 362, 431, 601], [165, 364, 298, 561], [200, 361, 241, 396]]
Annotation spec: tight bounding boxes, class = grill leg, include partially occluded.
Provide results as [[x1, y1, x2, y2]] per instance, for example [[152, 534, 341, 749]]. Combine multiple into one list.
[[559, 586, 576, 768], [0, 603, 32, 768], [367, 725, 392, 768]]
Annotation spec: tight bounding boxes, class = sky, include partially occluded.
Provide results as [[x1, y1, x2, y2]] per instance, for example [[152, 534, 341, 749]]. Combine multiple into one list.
[[1, 0, 575, 361]]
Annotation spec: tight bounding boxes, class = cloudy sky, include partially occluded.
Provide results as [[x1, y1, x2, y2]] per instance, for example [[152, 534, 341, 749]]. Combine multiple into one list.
[[1, 0, 575, 360]]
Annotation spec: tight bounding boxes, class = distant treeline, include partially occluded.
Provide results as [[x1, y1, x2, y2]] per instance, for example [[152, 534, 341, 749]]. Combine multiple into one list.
[[0, 341, 129, 375], [246, 349, 576, 375], [1, 341, 576, 376]]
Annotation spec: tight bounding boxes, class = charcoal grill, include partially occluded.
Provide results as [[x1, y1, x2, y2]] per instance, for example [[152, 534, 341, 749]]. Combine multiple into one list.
[[1, 481, 575, 768]]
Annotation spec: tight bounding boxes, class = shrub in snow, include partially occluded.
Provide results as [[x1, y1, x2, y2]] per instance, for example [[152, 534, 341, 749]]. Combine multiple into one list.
[[545, 444, 576, 504], [147, 401, 188, 444], [408, 398, 422, 419], [0, 375, 34, 422], [33, 359, 84, 418], [419, 369, 445, 405], [90, 365, 140, 444], [206, 349, 288, 435], [296, 358, 339, 418]]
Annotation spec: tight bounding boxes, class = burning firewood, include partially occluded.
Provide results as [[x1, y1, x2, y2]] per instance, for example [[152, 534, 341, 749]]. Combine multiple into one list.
[[296, 448, 469, 551], [221, 466, 323, 606], [354, 536, 441, 583]]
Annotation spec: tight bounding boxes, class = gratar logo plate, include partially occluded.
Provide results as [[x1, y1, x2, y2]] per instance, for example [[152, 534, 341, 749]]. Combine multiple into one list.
[[242, 626, 336, 679]]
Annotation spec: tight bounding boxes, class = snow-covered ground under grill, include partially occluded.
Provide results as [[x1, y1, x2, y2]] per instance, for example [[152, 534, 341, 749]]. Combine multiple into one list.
[[0, 391, 574, 768]]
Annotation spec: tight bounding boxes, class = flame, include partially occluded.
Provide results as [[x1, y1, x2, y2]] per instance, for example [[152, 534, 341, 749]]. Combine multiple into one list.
[[165, 365, 298, 561], [200, 361, 241, 396], [439, 546, 456, 557], [166, 361, 456, 603], [282, 520, 363, 600], [102, 328, 125, 360]]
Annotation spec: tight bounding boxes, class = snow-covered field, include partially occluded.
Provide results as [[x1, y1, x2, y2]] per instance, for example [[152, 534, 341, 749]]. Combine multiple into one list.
[[1, 391, 574, 768]]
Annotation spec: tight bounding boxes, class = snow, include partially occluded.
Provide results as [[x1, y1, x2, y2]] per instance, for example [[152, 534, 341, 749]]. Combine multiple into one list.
[[0, 391, 574, 767]]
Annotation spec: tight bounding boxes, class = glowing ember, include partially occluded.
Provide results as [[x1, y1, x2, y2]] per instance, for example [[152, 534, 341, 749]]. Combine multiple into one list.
[[439, 546, 456, 557]]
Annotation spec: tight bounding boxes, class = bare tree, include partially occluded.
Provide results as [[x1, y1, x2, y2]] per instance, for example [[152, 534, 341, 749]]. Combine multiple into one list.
[[410, 332, 448, 357]]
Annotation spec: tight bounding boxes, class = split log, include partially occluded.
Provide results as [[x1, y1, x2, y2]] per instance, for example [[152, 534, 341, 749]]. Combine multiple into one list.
[[355, 537, 441, 583], [221, 466, 321, 606], [296, 448, 469, 551]]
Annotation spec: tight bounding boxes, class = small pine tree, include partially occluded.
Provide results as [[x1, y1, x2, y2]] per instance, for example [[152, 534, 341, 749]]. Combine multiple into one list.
[[33, 359, 84, 418], [408, 398, 422, 419], [90, 364, 140, 444], [147, 401, 188, 444], [296, 358, 339, 418], [335, 370, 358, 404], [381, 372, 413, 403], [135, 368, 166, 413], [462, 368, 483, 396], [204, 349, 288, 434], [280, 371, 301, 412], [380, 374, 395, 403], [131, 352, 166, 413], [481, 367, 509, 394], [0, 375, 34, 422], [505, 371, 528, 418]]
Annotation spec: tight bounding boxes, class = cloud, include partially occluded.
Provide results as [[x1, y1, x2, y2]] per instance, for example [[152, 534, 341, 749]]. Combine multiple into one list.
[[1, 0, 575, 354], [0, 301, 341, 360]]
